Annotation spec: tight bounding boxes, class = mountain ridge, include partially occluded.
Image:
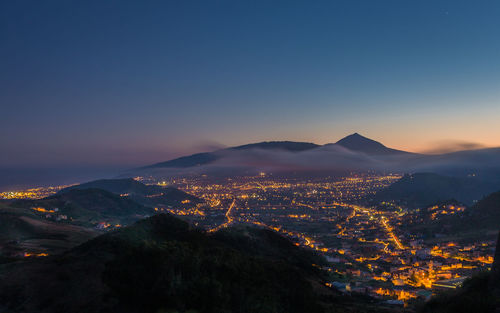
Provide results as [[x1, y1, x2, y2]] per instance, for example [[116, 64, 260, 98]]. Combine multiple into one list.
[[143, 133, 411, 169]]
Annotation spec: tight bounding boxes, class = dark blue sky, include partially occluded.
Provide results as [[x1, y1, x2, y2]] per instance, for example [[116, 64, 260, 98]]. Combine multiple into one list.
[[1, 0, 500, 168]]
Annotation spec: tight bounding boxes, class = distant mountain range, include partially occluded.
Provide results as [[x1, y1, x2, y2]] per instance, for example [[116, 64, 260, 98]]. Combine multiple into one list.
[[127, 133, 500, 185], [143, 133, 411, 170]]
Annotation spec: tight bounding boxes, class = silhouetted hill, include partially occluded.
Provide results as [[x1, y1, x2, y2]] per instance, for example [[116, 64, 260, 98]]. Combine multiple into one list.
[[14, 188, 153, 226], [372, 173, 498, 207], [470, 191, 500, 224], [145, 152, 218, 168], [0, 213, 382, 313], [334, 133, 410, 155], [145, 141, 320, 169], [60, 178, 164, 195], [454, 190, 500, 232], [60, 178, 201, 207], [231, 141, 320, 152]]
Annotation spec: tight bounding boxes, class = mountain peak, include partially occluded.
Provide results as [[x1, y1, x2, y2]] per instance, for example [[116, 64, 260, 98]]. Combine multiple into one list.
[[336, 133, 386, 148], [335, 133, 408, 155]]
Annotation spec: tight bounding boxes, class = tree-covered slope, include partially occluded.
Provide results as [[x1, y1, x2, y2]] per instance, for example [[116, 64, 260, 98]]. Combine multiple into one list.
[[373, 173, 498, 207], [0, 214, 390, 313]]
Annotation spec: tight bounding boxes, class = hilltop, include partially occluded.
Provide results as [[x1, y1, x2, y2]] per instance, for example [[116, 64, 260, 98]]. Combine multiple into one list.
[[334, 133, 411, 155]]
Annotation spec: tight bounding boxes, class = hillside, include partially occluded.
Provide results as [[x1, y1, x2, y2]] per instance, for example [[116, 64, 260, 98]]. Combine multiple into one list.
[[0, 188, 157, 260], [448, 190, 500, 233], [231, 141, 320, 152], [0, 206, 97, 259], [145, 141, 320, 169], [14, 188, 153, 226], [59, 178, 201, 207], [0, 213, 390, 313], [372, 173, 498, 207], [468, 190, 500, 228]]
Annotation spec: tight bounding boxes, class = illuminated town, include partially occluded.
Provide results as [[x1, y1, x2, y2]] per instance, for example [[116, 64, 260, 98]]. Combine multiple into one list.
[[2, 173, 495, 306], [0, 184, 76, 200], [148, 173, 495, 305]]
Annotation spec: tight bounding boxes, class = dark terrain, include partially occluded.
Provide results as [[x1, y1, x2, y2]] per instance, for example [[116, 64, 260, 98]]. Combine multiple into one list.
[[0, 213, 396, 313]]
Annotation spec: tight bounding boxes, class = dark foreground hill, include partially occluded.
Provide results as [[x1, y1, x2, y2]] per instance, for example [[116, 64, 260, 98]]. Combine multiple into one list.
[[0, 214, 393, 313], [59, 178, 202, 207], [372, 172, 499, 207]]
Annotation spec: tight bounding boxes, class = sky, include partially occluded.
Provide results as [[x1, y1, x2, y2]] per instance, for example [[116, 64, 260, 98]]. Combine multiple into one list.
[[1, 0, 500, 171]]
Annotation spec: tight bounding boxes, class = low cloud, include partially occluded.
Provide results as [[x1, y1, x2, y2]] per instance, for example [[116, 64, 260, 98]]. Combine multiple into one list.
[[191, 140, 228, 152], [133, 143, 500, 182], [420, 140, 487, 154]]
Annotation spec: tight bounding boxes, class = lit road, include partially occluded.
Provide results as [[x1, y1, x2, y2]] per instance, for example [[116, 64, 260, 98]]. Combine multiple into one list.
[[335, 201, 406, 251], [208, 199, 236, 233]]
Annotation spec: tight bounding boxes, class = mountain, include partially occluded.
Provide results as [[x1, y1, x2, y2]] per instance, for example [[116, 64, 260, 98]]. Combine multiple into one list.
[[59, 178, 201, 207], [145, 141, 320, 169], [0, 213, 385, 313], [140, 134, 411, 172], [334, 133, 411, 155], [372, 172, 499, 207], [145, 152, 218, 168], [129, 134, 499, 180], [231, 141, 320, 152]]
